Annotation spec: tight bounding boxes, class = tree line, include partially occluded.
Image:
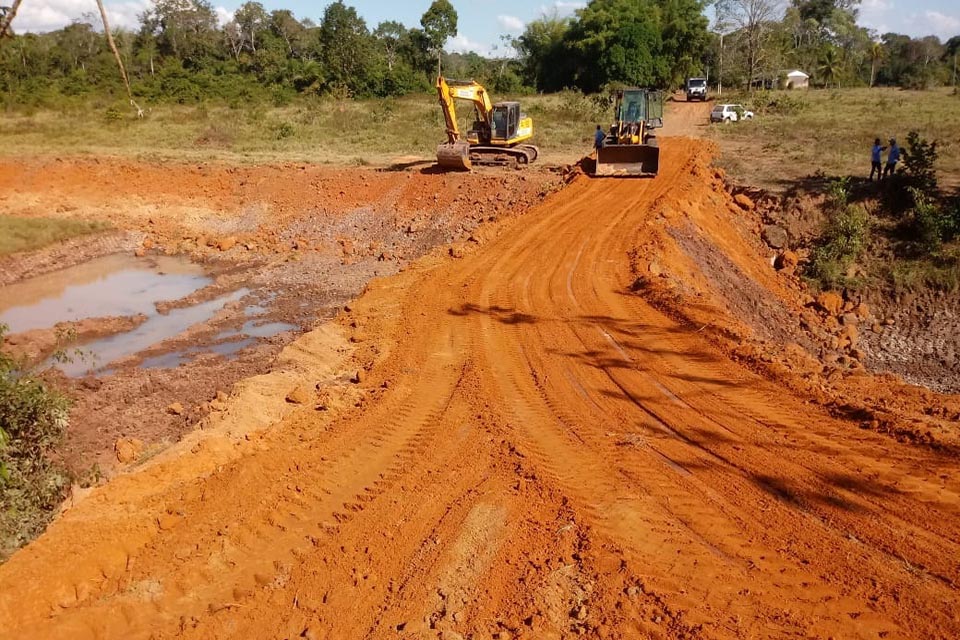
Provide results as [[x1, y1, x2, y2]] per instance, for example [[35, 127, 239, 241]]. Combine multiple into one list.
[[0, 0, 957, 109]]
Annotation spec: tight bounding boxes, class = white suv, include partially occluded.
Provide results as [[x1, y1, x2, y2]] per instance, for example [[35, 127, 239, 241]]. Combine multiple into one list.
[[710, 104, 754, 123]]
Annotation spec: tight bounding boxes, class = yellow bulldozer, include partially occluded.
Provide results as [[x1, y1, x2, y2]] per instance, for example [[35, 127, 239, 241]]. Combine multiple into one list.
[[435, 76, 539, 171], [595, 88, 663, 177]]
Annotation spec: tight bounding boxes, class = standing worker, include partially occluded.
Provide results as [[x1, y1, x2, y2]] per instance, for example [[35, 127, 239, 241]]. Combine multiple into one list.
[[594, 125, 605, 153], [883, 138, 901, 178], [870, 138, 886, 182]]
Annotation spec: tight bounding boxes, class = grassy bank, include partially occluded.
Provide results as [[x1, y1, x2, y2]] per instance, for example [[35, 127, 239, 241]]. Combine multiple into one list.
[[0, 216, 110, 256], [707, 87, 960, 191], [0, 92, 607, 166]]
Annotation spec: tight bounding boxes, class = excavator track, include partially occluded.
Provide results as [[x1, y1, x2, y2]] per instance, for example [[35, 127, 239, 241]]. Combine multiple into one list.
[[436, 144, 539, 171]]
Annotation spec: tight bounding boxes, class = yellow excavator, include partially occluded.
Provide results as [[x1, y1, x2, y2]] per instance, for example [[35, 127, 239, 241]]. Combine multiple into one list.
[[595, 88, 663, 177], [435, 76, 539, 171]]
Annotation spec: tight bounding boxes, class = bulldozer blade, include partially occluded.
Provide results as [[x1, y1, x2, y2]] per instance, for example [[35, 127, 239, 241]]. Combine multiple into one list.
[[595, 144, 660, 177], [437, 141, 473, 171]]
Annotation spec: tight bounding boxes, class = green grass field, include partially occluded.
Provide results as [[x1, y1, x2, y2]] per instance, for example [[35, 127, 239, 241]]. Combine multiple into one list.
[[0, 92, 606, 167], [0, 216, 110, 256], [706, 87, 960, 191]]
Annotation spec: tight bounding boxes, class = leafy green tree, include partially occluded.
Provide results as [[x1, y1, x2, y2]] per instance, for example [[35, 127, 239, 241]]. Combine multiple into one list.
[[142, 0, 219, 67], [233, 2, 268, 54], [513, 11, 572, 91], [565, 0, 667, 91], [374, 20, 406, 71], [660, 0, 710, 85], [318, 1, 375, 94], [420, 0, 457, 71]]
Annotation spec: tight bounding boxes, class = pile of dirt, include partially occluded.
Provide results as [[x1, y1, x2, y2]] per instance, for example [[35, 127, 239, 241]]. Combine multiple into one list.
[[622, 157, 960, 451]]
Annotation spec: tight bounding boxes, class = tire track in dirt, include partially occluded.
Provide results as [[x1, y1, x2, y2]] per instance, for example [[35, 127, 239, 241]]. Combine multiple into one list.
[[1, 138, 958, 639]]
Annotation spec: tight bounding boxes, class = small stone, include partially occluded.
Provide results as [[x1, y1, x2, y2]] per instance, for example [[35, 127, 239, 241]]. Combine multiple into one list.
[[134, 247, 147, 258], [839, 324, 859, 347], [157, 512, 181, 531], [841, 313, 858, 326], [217, 236, 238, 252], [573, 605, 588, 621], [734, 193, 756, 210], [166, 402, 185, 416], [285, 385, 312, 405], [854, 302, 870, 319], [774, 250, 798, 271], [816, 291, 843, 315], [114, 438, 144, 463], [648, 261, 663, 276], [352, 370, 365, 384], [761, 225, 789, 249], [449, 244, 465, 259]]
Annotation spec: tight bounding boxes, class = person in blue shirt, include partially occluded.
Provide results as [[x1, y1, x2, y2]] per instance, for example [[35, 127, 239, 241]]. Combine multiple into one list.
[[883, 138, 901, 178], [870, 137, 885, 181], [594, 125, 605, 152]]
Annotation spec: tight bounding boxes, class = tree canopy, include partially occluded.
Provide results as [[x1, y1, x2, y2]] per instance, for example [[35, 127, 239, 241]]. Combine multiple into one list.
[[0, 0, 956, 109]]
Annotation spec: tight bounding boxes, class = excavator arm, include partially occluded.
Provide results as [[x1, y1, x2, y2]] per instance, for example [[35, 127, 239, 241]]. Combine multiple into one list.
[[436, 76, 494, 142], [436, 76, 496, 170]]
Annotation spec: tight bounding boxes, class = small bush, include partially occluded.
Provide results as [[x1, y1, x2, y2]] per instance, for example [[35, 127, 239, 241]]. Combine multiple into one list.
[[1, 324, 71, 558], [808, 178, 870, 288], [752, 91, 808, 115], [902, 130, 939, 194], [274, 121, 296, 140]]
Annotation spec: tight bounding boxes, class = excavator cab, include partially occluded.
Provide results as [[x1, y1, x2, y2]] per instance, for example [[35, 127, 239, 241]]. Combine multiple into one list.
[[595, 88, 663, 177], [492, 103, 520, 141]]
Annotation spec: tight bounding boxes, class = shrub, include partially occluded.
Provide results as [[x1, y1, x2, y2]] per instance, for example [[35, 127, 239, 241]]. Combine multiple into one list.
[[0, 324, 71, 557], [751, 90, 808, 115], [908, 188, 960, 253], [902, 130, 939, 195], [807, 178, 870, 288]]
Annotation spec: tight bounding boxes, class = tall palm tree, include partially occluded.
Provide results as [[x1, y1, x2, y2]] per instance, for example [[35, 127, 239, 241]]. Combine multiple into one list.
[[93, 0, 143, 117], [0, 0, 24, 38], [869, 41, 885, 87], [819, 46, 843, 89]]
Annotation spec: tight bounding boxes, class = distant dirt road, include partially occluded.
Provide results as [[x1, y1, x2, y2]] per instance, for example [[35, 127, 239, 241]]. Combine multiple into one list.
[[1, 139, 958, 640]]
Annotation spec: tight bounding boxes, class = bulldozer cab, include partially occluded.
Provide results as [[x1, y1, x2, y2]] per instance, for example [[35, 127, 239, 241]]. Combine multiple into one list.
[[615, 89, 663, 134], [596, 88, 663, 177]]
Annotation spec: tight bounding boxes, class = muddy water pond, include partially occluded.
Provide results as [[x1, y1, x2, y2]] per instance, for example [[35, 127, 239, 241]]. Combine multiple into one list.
[[0, 254, 297, 376], [0, 254, 210, 332]]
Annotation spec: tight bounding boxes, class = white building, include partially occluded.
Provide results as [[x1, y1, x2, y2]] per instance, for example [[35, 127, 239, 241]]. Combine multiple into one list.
[[785, 70, 810, 89]]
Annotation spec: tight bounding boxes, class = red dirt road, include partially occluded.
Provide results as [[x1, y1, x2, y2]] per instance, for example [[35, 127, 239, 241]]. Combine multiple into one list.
[[1, 139, 958, 639]]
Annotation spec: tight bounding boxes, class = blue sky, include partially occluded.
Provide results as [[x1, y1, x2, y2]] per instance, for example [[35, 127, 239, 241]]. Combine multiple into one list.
[[14, 0, 960, 49]]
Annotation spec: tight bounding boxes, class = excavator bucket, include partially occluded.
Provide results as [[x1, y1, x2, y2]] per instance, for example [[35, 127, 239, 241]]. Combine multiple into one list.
[[437, 141, 473, 171], [595, 143, 660, 177]]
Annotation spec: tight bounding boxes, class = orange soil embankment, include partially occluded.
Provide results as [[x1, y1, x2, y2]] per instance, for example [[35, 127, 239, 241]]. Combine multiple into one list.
[[1, 139, 958, 639]]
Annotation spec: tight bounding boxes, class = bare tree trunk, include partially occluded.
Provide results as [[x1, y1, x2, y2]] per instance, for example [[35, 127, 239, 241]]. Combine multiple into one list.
[[94, 0, 144, 117], [0, 0, 24, 39]]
